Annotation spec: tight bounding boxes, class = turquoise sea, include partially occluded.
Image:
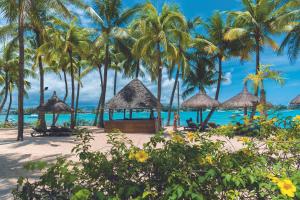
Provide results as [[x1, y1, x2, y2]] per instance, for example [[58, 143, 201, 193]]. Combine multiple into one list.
[[1, 109, 300, 126]]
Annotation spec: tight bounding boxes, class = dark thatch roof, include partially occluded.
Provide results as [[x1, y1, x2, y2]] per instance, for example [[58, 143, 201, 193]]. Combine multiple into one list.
[[290, 94, 300, 107], [222, 86, 259, 109], [181, 92, 220, 109], [106, 79, 161, 110], [37, 91, 72, 113]]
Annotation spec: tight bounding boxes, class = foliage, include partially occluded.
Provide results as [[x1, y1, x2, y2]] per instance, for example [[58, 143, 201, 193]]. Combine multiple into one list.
[[13, 123, 300, 199]]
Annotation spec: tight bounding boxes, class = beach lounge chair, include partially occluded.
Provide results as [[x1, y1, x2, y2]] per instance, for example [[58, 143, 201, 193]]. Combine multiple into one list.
[[184, 119, 199, 131]]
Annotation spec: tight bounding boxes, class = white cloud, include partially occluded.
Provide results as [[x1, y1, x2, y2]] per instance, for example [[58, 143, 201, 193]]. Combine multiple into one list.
[[222, 72, 232, 86]]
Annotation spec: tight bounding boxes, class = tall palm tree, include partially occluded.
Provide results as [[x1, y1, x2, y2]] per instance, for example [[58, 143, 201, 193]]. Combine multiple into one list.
[[132, 3, 187, 129], [0, 0, 71, 140], [73, 0, 142, 128], [38, 18, 90, 128], [244, 64, 285, 117], [279, 23, 300, 62], [224, 0, 295, 117]]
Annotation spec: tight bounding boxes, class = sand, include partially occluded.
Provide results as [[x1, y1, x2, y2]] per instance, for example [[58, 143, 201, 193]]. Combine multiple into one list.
[[0, 127, 244, 199]]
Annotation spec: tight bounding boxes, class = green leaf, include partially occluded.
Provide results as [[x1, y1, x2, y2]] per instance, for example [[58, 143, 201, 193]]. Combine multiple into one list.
[[71, 189, 91, 200]]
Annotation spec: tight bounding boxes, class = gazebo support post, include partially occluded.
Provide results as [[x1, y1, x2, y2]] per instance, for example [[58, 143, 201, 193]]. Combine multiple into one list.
[[52, 112, 55, 127], [200, 108, 203, 125], [196, 110, 200, 124], [130, 109, 133, 119], [244, 107, 248, 116], [150, 109, 154, 119], [123, 109, 126, 119], [109, 109, 113, 120]]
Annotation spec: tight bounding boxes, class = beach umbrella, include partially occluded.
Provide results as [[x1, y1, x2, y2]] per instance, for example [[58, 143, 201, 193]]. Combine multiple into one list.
[[37, 91, 73, 125], [181, 92, 220, 124], [222, 86, 259, 116], [289, 94, 300, 107]]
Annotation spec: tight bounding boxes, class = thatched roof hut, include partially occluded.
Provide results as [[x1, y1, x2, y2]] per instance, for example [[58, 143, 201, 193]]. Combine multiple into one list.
[[38, 91, 72, 113], [222, 87, 259, 109], [181, 92, 220, 109], [106, 79, 161, 110], [290, 94, 300, 107]]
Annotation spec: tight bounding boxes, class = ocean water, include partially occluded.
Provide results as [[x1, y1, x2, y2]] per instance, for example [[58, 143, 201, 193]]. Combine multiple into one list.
[[1, 109, 300, 127]]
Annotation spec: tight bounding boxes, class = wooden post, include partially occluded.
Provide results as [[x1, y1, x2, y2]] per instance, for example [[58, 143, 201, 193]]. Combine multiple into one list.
[[196, 110, 200, 124], [123, 109, 126, 119], [244, 107, 248, 116], [130, 109, 133, 119], [200, 108, 203, 124], [52, 112, 55, 126]]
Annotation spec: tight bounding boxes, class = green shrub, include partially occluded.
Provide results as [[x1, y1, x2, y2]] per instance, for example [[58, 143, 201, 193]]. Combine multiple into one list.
[[12, 118, 300, 199]]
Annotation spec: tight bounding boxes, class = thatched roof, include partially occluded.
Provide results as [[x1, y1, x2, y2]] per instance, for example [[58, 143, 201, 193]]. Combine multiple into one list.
[[222, 87, 259, 109], [37, 91, 72, 113], [290, 94, 300, 106], [106, 79, 161, 109], [181, 92, 220, 109]]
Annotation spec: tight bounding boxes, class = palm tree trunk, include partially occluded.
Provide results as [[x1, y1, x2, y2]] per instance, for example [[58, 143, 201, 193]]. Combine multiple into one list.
[[5, 89, 12, 123], [250, 33, 261, 119], [157, 43, 162, 130], [54, 69, 68, 125], [17, 2, 25, 141], [203, 55, 222, 126], [94, 65, 103, 126], [113, 70, 117, 95], [0, 71, 9, 112], [135, 59, 140, 79], [68, 49, 75, 129], [260, 82, 267, 117], [35, 31, 46, 130], [99, 45, 109, 128], [75, 66, 81, 125], [166, 68, 179, 126]]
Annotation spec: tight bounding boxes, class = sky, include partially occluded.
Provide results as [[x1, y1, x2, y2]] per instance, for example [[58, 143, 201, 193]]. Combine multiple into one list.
[[1, 0, 300, 108]]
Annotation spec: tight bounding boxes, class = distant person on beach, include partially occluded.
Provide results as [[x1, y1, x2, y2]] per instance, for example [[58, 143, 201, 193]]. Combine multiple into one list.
[[173, 112, 179, 131]]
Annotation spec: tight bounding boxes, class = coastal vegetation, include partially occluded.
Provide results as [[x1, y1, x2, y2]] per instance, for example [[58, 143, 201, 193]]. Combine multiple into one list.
[[0, 0, 299, 199]]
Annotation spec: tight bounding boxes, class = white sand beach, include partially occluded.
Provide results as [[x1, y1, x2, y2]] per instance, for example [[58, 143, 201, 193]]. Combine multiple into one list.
[[0, 127, 244, 200]]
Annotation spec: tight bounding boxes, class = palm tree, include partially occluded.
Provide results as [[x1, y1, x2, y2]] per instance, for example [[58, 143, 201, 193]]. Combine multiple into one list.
[[38, 18, 90, 128], [0, 0, 71, 140], [279, 23, 300, 62], [74, 0, 142, 128], [132, 3, 187, 129], [196, 11, 251, 125], [182, 53, 217, 123], [224, 0, 295, 118], [244, 64, 285, 117]]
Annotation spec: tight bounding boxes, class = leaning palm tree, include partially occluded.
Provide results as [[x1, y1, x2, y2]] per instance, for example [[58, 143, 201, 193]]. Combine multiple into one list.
[[182, 56, 217, 123], [196, 11, 252, 125], [132, 3, 187, 129], [279, 23, 300, 62], [73, 0, 142, 128], [244, 64, 285, 117]]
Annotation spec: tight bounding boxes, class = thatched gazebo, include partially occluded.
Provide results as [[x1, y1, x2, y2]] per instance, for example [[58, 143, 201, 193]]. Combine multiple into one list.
[[289, 94, 300, 108], [105, 79, 161, 133], [37, 91, 73, 126], [181, 92, 220, 124], [222, 86, 259, 116]]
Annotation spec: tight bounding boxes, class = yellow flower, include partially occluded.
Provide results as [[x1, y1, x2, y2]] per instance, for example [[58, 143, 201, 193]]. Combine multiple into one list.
[[293, 115, 300, 122], [172, 135, 184, 144], [253, 116, 260, 120], [199, 155, 214, 165], [244, 116, 250, 125], [186, 132, 196, 142], [128, 150, 135, 160], [238, 137, 251, 143], [241, 148, 252, 156], [135, 150, 149, 163], [267, 175, 280, 183], [277, 179, 297, 198]]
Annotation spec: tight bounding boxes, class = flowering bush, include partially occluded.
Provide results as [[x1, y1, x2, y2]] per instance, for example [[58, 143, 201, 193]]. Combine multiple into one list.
[[13, 124, 300, 199]]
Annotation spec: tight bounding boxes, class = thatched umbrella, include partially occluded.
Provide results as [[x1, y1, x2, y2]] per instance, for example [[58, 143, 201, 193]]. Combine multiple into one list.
[[106, 79, 161, 119], [37, 91, 72, 125], [222, 86, 259, 116], [181, 92, 220, 124], [289, 94, 300, 108]]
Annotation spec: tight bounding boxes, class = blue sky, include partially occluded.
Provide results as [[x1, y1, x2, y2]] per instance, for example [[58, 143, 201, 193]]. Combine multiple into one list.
[[1, 0, 300, 108]]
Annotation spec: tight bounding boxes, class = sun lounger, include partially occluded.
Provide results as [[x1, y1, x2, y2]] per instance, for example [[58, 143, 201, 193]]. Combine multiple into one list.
[[31, 126, 73, 137]]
